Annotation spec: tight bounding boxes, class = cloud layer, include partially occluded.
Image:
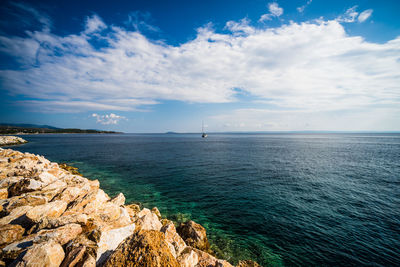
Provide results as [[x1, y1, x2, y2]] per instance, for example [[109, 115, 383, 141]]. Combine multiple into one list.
[[0, 5, 399, 125], [92, 113, 126, 125]]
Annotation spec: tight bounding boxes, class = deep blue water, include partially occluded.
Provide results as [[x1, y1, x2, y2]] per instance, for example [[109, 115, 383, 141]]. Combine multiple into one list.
[[7, 133, 400, 266]]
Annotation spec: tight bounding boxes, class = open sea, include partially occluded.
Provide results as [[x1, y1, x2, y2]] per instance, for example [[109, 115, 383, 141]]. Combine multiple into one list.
[[7, 133, 400, 266]]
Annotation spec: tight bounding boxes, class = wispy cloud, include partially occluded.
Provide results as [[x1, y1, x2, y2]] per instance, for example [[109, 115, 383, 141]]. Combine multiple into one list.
[[259, 2, 284, 22], [297, 0, 312, 13], [358, 9, 373, 23], [337, 6, 373, 23], [92, 113, 126, 125], [0, 4, 399, 122]]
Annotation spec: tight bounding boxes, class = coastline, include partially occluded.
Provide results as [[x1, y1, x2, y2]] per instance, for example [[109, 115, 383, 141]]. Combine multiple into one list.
[[0, 137, 260, 266]]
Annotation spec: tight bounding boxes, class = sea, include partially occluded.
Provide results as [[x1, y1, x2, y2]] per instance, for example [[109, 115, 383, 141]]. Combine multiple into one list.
[[6, 133, 400, 266]]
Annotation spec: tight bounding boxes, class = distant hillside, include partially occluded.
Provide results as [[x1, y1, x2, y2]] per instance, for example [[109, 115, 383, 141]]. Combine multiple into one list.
[[0, 123, 60, 129], [0, 124, 121, 134]]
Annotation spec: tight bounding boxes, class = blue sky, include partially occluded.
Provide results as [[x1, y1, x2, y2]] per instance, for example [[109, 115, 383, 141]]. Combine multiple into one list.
[[0, 0, 399, 132]]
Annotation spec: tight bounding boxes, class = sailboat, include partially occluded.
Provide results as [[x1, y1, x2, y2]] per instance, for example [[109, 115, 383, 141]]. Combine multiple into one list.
[[202, 121, 207, 138]]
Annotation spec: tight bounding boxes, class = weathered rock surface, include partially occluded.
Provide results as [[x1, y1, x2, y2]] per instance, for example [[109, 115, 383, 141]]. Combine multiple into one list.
[[103, 230, 180, 267], [177, 220, 211, 252], [0, 225, 24, 246], [0, 147, 260, 267], [237, 260, 262, 267], [14, 240, 65, 267], [0, 136, 27, 146]]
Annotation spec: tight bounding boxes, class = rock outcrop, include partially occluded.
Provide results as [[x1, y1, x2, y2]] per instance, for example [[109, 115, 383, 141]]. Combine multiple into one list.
[[0, 136, 27, 146], [0, 147, 261, 266]]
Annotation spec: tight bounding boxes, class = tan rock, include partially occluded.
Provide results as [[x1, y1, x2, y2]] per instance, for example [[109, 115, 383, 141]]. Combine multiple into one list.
[[177, 220, 210, 252], [125, 203, 140, 219], [110, 192, 125, 206], [26, 200, 67, 223], [55, 186, 87, 204], [96, 223, 136, 265], [161, 220, 187, 257], [16, 240, 65, 267], [60, 245, 86, 267], [8, 178, 44, 197], [237, 260, 262, 267], [177, 247, 199, 267], [152, 207, 162, 219], [4, 194, 47, 213], [102, 230, 180, 267], [0, 188, 7, 199], [81, 254, 96, 267], [37, 171, 58, 185], [92, 202, 121, 222], [194, 248, 234, 267], [0, 224, 25, 246], [0, 205, 31, 225], [33, 223, 82, 245], [137, 210, 162, 231]]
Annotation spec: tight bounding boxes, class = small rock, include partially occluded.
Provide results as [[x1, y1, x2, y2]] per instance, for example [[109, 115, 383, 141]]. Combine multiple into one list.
[[137, 210, 162, 231], [15, 240, 65, 267], [177, 247, 199, 267], [8, 178, 44, 197], [177, 220, 211, 252], [60, 245, 86, 267], [110, 193, 125, 206], [237, 260, 262, 267], [161, 220, 187, 257], [0, 224, 25, 246], [152, 207, 162, 219]]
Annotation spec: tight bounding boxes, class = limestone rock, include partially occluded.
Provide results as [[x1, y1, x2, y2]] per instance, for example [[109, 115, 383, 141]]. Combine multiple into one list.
[[177, 220, 210, 252], [177, 247, 199, 267], [60, 245, 86, 267], [110, 193, 125, 206], [125, 203, 140, 219], [152, 207, 162, 219], [194, 248, 234, 267], [237, 260, 262, 267], [0, 224, 25, 246], [26, 200, 67, 223], [0, 205, 32, 226], [33, 223, 82, 245], [15, 240, 65, 267], [161, 220, 187, 257], [96, 223, 136, 265], [137, 209, 162, 231], [8, 179, 44, 197], [102, 230, 180, 267], [0, 136, 27, 146], [4, 194, 47, 213]]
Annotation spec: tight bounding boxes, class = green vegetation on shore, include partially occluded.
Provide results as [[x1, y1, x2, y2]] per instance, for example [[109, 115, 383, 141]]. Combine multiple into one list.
[[0, 124, 121, 134]]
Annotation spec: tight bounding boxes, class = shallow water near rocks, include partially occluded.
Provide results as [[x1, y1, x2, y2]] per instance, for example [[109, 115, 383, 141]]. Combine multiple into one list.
[[9, 133, 400, 266]]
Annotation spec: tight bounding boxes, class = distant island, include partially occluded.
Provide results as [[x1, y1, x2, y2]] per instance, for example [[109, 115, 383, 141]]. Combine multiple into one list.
[[0, 123, 122, 134]]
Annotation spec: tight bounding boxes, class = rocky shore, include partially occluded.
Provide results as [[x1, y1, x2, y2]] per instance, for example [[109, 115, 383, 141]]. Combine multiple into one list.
[[0, 137, 27, 147], [0, 145, 260, 266]]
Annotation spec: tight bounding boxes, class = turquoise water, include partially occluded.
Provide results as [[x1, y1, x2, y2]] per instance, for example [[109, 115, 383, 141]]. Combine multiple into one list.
[[9, 133, 400, 266]]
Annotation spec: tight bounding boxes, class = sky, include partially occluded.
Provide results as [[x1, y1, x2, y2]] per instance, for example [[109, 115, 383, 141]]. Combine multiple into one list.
[[0, 0, 399, 133]]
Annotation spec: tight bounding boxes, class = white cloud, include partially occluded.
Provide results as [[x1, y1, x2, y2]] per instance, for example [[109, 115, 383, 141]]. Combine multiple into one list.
[[358, 9, 373, 23], [297, 0, 312, 13], [92, 113, 126, 125], [337, 6, 359, 23], [0, 9, 399, 129], [84, 15, 106, 34], [259, 2, 283, 22]]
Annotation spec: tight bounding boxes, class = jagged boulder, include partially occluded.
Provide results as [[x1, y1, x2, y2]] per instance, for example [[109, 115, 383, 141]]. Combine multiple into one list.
[[12, 240, 65, 267], [102, 230, 179, 267], [177, 246, 199, 267], [177, 220, 211, 252], [136, 208, 162, 231], [161, 220, 187, 257]]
